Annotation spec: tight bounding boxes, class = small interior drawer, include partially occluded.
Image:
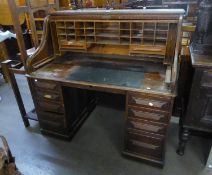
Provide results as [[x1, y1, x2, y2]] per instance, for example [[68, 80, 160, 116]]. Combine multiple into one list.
[[128, 106, 170, 124], [37, 101, 64, 114], [31, 78, 60, 91], [60, 41, 88, 50], [128, 92, 171, 111], [36, 90, 61, 102], [125, 131, 163, 158], [127, 118, 167, 135], [129, 45, 166, 56]]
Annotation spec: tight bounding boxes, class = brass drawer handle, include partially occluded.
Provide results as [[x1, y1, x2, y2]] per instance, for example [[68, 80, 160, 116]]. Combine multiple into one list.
[[44, 94, 52, 99], [36, 91, 60, 101]]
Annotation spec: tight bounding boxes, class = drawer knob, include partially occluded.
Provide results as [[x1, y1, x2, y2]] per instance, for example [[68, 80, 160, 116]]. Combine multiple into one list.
[[149, 102, 154, 106], [44, 94, 52, 99]]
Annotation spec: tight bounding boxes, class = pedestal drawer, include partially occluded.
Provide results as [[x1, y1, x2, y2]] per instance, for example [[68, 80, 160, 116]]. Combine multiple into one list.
[[37, 111, 65, 123], [32, 78, 60, 91], [39, 119, 66, 133], [125, 131, 164, 159], [127, 118, 167, 135], [128, 106, 170, 124], [128, 92, 171, 111], [36, 90, 62, 103], [37, 101, 64, 114]]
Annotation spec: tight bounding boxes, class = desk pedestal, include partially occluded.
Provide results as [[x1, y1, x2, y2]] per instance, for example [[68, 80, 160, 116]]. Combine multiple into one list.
[[123, 92, 173, 167]]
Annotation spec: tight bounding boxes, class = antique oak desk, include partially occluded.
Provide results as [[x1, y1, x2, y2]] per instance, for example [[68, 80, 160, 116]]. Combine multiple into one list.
[[26, 9, 184, 167]]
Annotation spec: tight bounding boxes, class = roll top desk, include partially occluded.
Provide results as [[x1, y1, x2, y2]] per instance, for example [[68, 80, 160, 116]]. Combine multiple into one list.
[[26, 9, 184, 167]]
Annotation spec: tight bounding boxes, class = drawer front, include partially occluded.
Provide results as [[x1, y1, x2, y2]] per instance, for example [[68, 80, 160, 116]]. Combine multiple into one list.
[[128, 92, 171, 111], [128, 106, 170, 124], [125, 131, 163, 158], [127, 118, 167, 135], [36, 90, 61, 102], [129, 45, 166, 56], [39, 119, 66, 133], [31, 78, 60, 91], [37, 111, 65, 123], [37, 101, 64, 114]]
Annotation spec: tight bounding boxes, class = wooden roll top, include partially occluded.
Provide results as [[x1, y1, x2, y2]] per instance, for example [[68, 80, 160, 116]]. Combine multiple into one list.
[[27, 9, 184, 79]]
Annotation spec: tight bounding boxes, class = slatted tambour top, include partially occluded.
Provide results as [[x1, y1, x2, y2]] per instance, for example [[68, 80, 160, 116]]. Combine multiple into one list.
[[49, 9, 184, 65]]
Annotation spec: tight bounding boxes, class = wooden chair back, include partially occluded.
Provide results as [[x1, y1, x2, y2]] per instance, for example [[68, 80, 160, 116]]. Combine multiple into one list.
[[0, 0, 25, 26], [6, 0, 59, 69]]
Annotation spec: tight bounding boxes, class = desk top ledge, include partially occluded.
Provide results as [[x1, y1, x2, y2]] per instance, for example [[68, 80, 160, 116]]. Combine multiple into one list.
[[52, 9, 185, 16]]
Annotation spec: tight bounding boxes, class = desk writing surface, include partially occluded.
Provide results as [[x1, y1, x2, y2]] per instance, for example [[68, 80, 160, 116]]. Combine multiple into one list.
[[67, 65, 144, 88], [30, 57, 171, 95]]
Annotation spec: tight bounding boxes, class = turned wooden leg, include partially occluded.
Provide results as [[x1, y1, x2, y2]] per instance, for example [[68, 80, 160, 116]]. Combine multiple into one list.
[[177, 127, 190, 156]]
